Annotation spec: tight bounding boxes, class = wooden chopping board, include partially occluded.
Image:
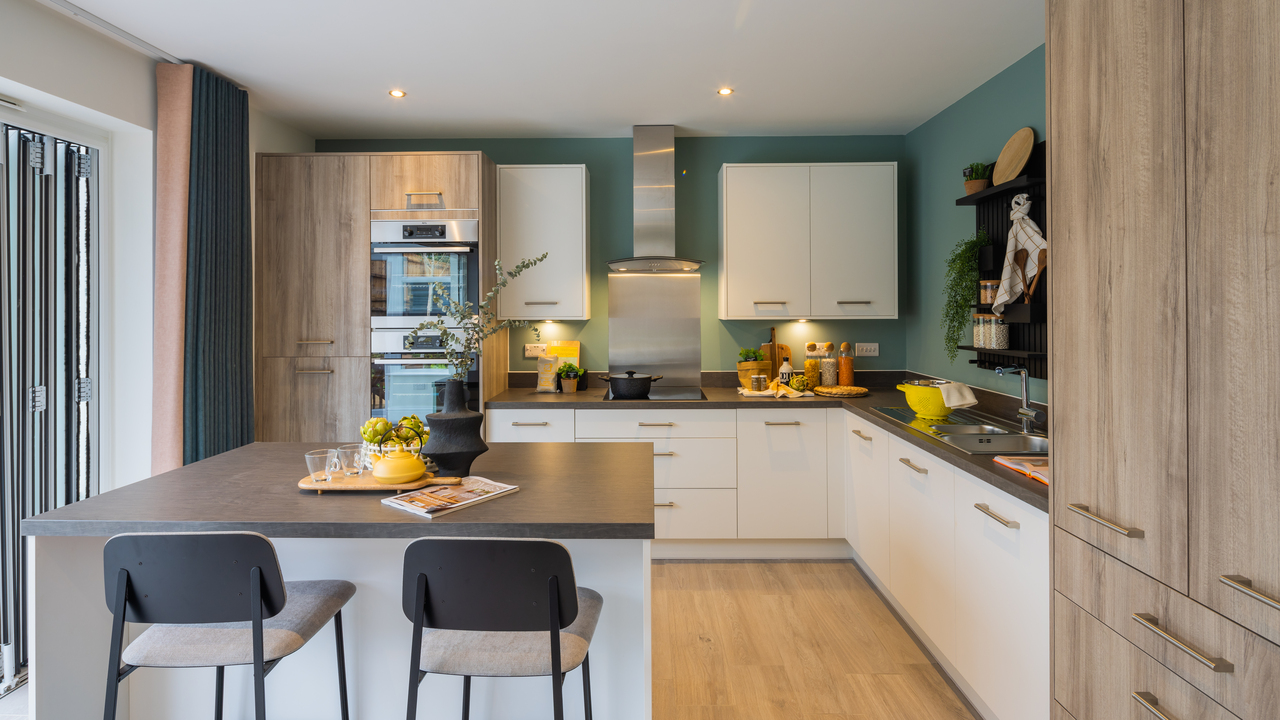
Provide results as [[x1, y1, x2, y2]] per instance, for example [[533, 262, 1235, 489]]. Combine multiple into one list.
[[298, 470, 445, 494], [993, 127, 1035, 185]]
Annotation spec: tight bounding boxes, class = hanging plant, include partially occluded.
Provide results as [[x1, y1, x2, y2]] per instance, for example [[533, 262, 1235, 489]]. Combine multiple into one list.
[[941, 228, 991, 363]]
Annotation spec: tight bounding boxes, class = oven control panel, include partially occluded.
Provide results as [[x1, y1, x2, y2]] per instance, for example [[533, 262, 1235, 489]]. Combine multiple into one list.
[[402, 224, 446, 239]]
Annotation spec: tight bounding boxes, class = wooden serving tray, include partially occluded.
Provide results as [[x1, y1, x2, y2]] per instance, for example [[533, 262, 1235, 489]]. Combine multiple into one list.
[[298, 470, 447, 494]]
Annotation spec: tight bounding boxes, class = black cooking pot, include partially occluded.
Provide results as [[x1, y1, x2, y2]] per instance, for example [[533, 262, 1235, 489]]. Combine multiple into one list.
[[602, 370, 664, 399]]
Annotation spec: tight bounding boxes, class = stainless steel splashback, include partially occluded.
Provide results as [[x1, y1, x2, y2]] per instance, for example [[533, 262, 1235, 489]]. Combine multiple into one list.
[[608, 272, 701, 387]]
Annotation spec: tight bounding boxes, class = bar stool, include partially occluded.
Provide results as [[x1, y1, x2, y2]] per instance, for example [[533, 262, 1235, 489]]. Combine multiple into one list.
[[401, 538, 603, 720], [101, 532, 356, 720]]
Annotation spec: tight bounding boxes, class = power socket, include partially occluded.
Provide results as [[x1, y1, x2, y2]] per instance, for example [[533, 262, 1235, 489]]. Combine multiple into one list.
[[524, 343, 548, 358], [855, 343, 879, 357]]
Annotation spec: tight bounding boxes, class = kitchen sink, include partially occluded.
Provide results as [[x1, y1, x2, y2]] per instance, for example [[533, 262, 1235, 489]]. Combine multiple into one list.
[[929, 424, 1010, 435], [936, 433, 1049, 455]]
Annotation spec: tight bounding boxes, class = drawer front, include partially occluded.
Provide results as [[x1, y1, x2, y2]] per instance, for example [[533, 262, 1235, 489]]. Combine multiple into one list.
[[1056, 527, 1280, 719], [1056, 595, 1237, 720], [486, 409, 576, 442], [577, 438, 736, 489], [574, 409, 737, 439], [654, 489, 737, 539]]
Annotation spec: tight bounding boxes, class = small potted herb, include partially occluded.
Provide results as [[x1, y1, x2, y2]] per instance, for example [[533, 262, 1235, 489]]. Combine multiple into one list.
[[557, 362, 583, 394], [963, 162, 993, 195], [736, 347, 771, 389]]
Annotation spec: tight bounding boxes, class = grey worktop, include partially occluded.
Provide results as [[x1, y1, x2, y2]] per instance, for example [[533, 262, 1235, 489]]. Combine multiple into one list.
[[486, 386, 1049, 512], [22, 442, 655, 539]]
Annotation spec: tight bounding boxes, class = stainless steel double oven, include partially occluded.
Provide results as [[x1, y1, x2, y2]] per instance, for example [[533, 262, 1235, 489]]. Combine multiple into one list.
[[370, 219, 480, 419]]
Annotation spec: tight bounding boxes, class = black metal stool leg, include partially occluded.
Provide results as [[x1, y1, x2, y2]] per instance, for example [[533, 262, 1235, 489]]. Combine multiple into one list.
[[103, 568, 129, 720], [461, 676, 471, 720], [581, 653, 592, 720], [334, 610, 350, 720], [214, 666, 224, 720]]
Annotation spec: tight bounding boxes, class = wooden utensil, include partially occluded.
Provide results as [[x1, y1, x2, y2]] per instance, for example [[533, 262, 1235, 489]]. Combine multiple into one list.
[[1013, 248, 1029, 301], [298, 470, 439, 494], [1026, 249, 1048, 300], [992, 128, 1035, 185]]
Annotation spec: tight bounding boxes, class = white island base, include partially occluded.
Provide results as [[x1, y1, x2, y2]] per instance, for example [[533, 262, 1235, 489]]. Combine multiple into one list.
[[29, 536, 651, 720]]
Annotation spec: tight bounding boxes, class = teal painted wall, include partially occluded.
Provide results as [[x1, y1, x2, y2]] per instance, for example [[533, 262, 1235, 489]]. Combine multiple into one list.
[[902, 45, 1047, 402], [317, 136, 909, 373]]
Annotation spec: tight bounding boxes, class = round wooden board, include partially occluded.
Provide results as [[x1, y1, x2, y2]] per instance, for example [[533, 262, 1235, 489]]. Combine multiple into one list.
[[813, 386, 869, 398], [992, 127, 1035, 185], [298, 470, 452, 494]]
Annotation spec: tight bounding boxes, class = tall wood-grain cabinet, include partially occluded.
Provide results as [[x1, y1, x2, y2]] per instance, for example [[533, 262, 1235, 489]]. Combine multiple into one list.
[[495, 165, 590, 320], [1051, 0, 1280, 718], [255, 155, 371, 441], [718, 162, 897, 320]]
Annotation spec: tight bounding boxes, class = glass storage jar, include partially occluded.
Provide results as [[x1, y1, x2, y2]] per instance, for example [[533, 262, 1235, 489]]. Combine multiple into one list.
[[972, 313, 988, 348], [988, 315, 1010, 350], [979, 280, 1000, 305]]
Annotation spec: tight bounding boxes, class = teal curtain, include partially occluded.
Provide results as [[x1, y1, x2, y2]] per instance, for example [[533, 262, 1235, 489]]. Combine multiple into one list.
[[183, 66, 252, 463]]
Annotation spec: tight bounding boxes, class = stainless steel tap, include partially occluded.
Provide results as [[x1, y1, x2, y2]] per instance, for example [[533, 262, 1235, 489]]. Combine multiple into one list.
[[995, 365, 1047, 434]]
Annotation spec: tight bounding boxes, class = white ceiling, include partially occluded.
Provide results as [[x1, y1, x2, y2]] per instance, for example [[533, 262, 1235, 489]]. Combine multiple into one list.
[[69, 0, 1045, 139]]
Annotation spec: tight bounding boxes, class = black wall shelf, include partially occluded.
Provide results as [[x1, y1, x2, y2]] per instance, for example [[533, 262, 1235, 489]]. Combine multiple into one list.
[[955, 140, 1048, 380]]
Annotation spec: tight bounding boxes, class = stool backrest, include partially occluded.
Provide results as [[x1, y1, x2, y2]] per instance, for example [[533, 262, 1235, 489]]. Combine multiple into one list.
[[401, 538, 578, 632], [103, 532, 287, 623]]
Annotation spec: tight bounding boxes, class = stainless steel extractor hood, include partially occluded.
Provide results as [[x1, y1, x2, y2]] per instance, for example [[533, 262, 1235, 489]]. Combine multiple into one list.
[[606, 125, 704, 272], [606, 125, 704, 400]]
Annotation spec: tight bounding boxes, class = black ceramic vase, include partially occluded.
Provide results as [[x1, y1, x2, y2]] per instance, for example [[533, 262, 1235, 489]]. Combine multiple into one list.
[[423, 379, 488, 478]]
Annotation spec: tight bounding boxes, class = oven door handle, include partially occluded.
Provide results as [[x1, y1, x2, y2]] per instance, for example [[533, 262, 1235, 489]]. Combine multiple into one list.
[[373, 245, 474, 254], [373, 358, 451, 365]]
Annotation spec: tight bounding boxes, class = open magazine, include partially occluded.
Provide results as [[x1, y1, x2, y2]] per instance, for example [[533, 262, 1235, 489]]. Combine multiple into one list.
[[381, 476, 519, 519]]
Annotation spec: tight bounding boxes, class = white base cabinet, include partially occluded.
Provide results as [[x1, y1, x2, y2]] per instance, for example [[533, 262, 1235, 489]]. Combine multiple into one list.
[[736, 408, 828, 539], [844, 411, 890, 582], [486, 409, 576, 443], [953, 470, 1050, 720], [888, 436, 958, 661], [654, 489, 737, 539]]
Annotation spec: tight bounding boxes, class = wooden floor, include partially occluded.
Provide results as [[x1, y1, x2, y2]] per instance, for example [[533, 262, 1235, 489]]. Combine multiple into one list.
[[652, 561, 977, 720]]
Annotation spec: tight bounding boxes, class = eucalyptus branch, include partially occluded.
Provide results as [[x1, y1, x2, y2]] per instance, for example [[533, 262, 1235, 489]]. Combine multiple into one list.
[[409, 254, 548, 380]]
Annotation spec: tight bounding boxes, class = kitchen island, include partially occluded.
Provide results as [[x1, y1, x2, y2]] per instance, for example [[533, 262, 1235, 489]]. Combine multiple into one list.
[[22, 442, 654, 720]]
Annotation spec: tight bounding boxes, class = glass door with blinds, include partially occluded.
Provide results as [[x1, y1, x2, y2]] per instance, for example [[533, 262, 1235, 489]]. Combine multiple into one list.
[[0, 122, 100, 692]]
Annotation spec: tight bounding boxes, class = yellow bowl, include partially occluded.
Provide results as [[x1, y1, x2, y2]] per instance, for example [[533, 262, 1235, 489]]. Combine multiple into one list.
[[897, 382, 955, 420]]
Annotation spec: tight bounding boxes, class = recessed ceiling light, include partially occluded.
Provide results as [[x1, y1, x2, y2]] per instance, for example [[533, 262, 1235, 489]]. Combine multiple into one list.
[[717, 87, 734, 96], [389, 89, 406, 98]]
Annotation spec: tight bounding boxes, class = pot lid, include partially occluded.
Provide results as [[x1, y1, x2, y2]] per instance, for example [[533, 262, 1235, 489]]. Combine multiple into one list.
[[608, 370, 652, 379]]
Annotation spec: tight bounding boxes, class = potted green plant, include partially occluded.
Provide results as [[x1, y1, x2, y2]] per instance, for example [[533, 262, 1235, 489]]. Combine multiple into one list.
[[736, 347, 771, 389], [941, 229, 990, 363], [557, 362, 583, 394], [408, 253, 547, 476], [963, 162, 993, 195]]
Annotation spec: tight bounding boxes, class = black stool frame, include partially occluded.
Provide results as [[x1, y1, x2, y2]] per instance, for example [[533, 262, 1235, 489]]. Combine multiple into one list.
[[101, 533, 349, 720], [402, 538, 593, 720]]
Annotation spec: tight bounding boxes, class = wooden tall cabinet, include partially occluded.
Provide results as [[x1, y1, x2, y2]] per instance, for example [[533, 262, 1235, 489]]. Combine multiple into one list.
[[1051, 0, 1280, 718], [254, 152, 504, 443]]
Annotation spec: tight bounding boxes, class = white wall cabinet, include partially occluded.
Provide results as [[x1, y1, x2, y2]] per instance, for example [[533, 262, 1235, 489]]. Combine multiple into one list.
[[844, 412, 890, 583], [736, 408, 828, 539], [888, 435, 957, 661], [496, 165, 589, 320], [953, 469, 1050, 720], [718, 162, 897, 320]]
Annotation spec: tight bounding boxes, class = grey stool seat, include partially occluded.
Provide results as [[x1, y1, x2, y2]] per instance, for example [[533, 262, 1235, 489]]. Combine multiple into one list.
[[420, 586, 602, 677], [123, 579, 356, 668]]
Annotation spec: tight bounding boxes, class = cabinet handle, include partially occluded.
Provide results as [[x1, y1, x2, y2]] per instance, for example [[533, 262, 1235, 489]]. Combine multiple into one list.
[[296, 340, 334, 344], [1131, 692, 1171, 720], [638, 422, 675, 427], [973, 503, 1019, 529], [1067, 503, 1145, 538], [851, 429, 872, 442], [765, 421, 801, 426], [295, 369, 333, 374], [898, 458, 928, 474], [654, 502, 676, 508], [653, 452, 676, 457], [524, 301, 559, 306], [752, 300, 787, 305], [1220, 575, 1280, 612], [836, 300, 872, 305], [404, 191, 443, 207], [511, 422, 549, 427], [1131, 613, 1233, 672]]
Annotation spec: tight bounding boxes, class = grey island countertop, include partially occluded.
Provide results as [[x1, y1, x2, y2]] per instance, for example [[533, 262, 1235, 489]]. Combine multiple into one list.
[[22, 442, 655, 539], [486, 386, 1050, 512]]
